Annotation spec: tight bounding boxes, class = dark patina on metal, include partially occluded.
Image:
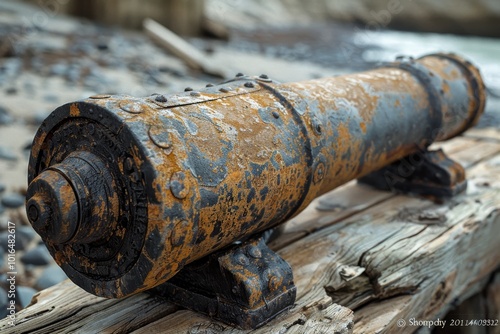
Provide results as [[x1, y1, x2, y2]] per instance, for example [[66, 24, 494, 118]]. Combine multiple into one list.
[[25, 53, 486, 328]]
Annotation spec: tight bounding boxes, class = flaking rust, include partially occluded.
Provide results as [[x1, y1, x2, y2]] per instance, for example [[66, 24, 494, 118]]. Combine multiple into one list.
[[26, 53, 485, 327]]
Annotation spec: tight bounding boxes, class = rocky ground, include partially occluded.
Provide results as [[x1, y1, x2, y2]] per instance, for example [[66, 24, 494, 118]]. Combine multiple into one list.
[[0, 0, 499, 319]]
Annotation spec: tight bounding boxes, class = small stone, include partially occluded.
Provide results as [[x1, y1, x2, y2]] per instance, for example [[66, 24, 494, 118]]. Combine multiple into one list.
[[17, 286, 37, 308], [5, 87, 17, 95], [21, 245, 52, 266], [0, 146, 17, 161], [1, 192, 25, 208], [35, 265, 67, 290], [0, 105, 13, 125], [49, 63, 68, 76], [0, 287, 7, 318]]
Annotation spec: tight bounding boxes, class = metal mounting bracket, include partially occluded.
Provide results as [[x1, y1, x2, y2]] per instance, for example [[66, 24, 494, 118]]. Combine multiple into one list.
[[152, 229, 296, 329], [358, 148, 466, 200]]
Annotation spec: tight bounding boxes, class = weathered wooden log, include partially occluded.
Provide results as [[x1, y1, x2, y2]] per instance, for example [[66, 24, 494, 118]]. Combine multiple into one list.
[[2, 134, 500, 333]]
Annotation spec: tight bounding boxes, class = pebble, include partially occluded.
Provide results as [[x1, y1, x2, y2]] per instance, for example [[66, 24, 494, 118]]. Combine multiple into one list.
[[17, 286, 37, 308], [21, 244, 52, 266], [49, 62, 68, 76], [1, 192, 25, 208], [0, 105, 13, 125], [0, 146, 17, 161], [35, 265, 67, 290], [0, 287, 7, 318], [5, 87, 17, 95]]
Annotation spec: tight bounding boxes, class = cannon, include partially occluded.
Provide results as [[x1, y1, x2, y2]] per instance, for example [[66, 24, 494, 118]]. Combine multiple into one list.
[[26, 53, 485, 328]]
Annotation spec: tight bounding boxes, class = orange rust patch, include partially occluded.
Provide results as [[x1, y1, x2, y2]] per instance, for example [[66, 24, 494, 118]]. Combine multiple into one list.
[[442, 81, 450, 94], [70, 103, 81, 117], [360, 122, 367, 134]]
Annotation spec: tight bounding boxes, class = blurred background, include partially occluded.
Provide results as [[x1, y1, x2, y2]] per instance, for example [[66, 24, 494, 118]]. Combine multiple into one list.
[[0, 0, 499, 324]]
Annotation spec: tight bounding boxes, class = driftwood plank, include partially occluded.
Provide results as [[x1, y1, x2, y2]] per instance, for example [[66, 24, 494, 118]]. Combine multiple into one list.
[[143, 18, 226, 78], [1, 134, 500, 334]]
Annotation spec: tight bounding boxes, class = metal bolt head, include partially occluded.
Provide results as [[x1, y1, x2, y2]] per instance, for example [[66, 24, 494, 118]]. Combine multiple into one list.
[[170, 171, 189, 199], [248, 246, 262, 258], [259, 74, 269, 79], [313, 162, 326, 184], [184, 87, 193, 91], [155, 95, 168, 103], [236, 72, 244, 77], [148, 125, 173, 153], [268, 275, 281, 292], [236, 254, 249, 266], [244, 82, 254, 88]]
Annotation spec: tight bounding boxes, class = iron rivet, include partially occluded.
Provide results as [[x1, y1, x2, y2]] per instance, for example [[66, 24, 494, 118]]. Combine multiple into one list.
[[118, 100, 143, 114], [89, 94, 111, 99], [190, 91, 200, 97], [148, 126, 173, 153], [248, 246, 262, 258], [236, 254, 249, 266], [236, 72, 244, 77], [219, 87, 229, 93], [259, 74, 269, 79], [313, 162, 326, 184], [206, 83, 214, 87], [170, 171, 189, 199], [272, 111, 280, 119], [268, 276, 280, 291], [244, 82, 254, 88], [155, 95, 168, 103], [184, 87, 193, 91], [315, 124, 322, 134]]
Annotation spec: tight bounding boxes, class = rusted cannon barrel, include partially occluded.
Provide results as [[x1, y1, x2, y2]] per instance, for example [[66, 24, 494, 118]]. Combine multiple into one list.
[[26, 53, 485, 298]]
